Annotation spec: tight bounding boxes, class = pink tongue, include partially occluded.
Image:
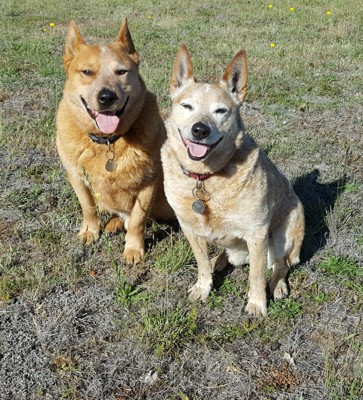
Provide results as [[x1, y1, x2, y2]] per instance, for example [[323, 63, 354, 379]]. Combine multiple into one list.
[[95, 112, 120, 134], [186, 140, 210, 158]]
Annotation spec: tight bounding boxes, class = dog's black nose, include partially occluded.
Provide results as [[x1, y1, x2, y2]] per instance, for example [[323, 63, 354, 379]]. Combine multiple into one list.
[[98, 88, 118, 108], [191, 122, 211, 140]]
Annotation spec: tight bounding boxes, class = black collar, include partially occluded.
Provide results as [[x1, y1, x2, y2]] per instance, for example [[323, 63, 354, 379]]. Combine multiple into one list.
[[88, 133, 122, 145]]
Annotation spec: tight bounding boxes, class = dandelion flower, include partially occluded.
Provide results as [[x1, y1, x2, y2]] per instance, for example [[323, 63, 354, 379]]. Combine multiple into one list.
[[326, 10, 331, 15], [49, 22, 55, 27], [147, 15, 152, 19], [289, 7, 295, 12], [268, 4, 273, 9], [270, 43, 276, 48], [43, 28, 47, 32]]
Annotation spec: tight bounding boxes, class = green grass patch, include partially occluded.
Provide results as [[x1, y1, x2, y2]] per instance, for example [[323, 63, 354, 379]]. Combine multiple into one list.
[[115, 277, 146, 311], [316, 256, 362, 279], [316, 256, 363, 298], [141, 304, 196, 357], [202, 321, 257, 345], [153, 235, 194, 273], [207, 276, 241, 308], [269, 298, 303, 320], [324, 342, 363, 400]]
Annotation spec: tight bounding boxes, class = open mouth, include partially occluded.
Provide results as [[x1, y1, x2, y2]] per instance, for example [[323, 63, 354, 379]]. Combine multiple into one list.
[[81, 96, 129, 134], [179, 129, 223, 161]]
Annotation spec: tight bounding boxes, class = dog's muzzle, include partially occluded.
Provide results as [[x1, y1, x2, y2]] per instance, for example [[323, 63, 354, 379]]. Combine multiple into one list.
[[81, 96, 129, 134]]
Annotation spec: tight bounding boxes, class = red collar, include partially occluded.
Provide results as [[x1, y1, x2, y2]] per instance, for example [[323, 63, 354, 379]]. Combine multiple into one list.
[[180, 165, 213, 181]]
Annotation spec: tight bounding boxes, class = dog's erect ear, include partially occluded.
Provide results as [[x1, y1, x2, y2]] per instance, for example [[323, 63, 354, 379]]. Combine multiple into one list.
[[117, 17, 139, 64], [170, 44, 194, 96], [222, 50, 248, 103], [64, 21, 86, 71]]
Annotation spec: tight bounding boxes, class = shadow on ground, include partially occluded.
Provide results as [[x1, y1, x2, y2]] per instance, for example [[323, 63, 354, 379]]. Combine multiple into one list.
[[293, 169, 346, 263]]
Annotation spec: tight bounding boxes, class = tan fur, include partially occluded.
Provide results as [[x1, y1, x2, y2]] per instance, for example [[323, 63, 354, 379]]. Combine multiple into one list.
[[161, 45, 305, 316], [56, 19, 174, 264]]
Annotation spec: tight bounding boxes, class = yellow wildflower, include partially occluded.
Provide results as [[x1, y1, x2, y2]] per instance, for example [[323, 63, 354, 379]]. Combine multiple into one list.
[[49, 22, 55, 27], [268, 4, 273, 9], [270, 43, 276, 48], [289, 7, 295, 12], [326, 10, 331, 15]]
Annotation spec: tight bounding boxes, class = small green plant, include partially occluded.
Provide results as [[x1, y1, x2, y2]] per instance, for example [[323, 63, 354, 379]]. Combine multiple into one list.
[[107, 239, 146, 310], [141, 304, 196, 357], [115, 277, 145, 311], [307, 282, 336, 305], [207, 290, 224, 308], [343, 183, 360, 193], [269, 298, 303, 320], [314, 291, 333, 305]]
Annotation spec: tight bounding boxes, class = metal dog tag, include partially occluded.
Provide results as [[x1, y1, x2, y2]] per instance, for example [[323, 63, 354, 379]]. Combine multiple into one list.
[[192, 199, 206, 214], [105, 159, 117, 172]]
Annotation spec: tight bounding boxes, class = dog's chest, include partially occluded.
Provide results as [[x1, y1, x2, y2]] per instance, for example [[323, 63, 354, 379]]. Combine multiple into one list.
[[73, 142, 155, 212], [166, 176, 250, 244]]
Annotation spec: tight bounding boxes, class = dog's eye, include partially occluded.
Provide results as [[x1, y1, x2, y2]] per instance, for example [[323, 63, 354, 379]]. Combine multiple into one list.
[[82, 70, 94, 76], [181, 103, 193, 110], [215, 108, 228, 115], [116, 69, 128, 76]]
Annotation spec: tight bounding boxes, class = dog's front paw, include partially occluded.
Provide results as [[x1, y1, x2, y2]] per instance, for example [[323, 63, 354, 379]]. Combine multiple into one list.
[[123, 247, 145, 265], [245, 300, 267, 317], [79, 228, 99, 245], [188, 282, 212, 303]]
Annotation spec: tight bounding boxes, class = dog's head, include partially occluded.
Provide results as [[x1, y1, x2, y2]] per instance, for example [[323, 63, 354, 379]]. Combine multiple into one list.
[[167, 44, 248, 171], [62, 18, 144, 135]]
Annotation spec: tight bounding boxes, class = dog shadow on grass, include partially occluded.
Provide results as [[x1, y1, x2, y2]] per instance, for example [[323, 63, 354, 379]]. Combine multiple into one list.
[[293, 168, 347, 263]]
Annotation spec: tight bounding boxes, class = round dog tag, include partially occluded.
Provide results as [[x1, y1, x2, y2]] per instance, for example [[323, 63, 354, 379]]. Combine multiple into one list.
[[192, 200, 205, 214], [105, 159, 117, 172]]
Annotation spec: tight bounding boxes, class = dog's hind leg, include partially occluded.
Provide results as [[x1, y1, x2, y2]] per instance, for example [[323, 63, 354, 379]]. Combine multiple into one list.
[[211, 250, 228, 272], [269, 203, 304, 300], [269, 226, 290, 300], [104, 214, 124, 235], [226, 241, 249, 267]]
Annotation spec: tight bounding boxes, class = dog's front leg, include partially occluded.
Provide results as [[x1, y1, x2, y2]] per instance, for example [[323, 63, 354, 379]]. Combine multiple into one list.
[[123, 183, 156, 265], [67, 172, 100, 244], [183, 229, 213, 302], [245, 234, 268, 316]]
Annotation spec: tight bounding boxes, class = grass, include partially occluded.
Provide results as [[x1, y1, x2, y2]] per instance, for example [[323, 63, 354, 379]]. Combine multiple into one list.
[[153, 234, 194, 273], [0, 0, 362, 399], [324, 341, 363, 400], [316, 255, 363, 299], [141, 303, 197, 357]]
